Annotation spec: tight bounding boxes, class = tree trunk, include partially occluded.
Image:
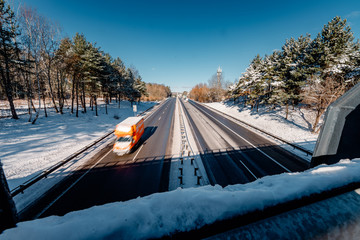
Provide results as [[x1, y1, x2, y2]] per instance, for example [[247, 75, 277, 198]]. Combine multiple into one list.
[[105, 94, 108, 115], [312, 108, 323, 133], [76, 79, 79, 117], [0, 42, 18, 120], [31, 99, 36, 113], [26, 78, 32, 122], [43, 93, 47, 118], [118, 93, 121, 108], [292, 100, 295, 110], [95, 95, 98, 116], [26, 67, 36, 118], [71, 73, 75, 114], [82, 82, 86, 113], [32, 66, 41, 124], [3, 79, 18, 120], [56, 70, 64, 114], [90, 95, 93, 111], [47, 62, 58, 113]]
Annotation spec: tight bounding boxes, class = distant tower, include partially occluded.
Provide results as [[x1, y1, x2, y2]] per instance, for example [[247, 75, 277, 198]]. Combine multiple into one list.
[[217, 66, 222, 89]]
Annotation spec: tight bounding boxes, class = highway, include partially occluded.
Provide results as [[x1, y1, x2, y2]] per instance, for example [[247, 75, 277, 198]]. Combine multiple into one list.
[[23, 98, 176, 219], [22, 97, 309, 219], [181, 99, 309, 186]]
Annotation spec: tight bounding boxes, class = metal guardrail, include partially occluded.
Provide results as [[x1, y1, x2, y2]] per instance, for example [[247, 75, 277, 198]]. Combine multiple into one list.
[[190, 100, 313, 156], [10, 131, 114, 197]]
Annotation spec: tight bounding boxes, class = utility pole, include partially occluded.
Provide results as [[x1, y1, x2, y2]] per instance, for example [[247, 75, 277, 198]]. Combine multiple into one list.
[[0, 160, 18, 233]]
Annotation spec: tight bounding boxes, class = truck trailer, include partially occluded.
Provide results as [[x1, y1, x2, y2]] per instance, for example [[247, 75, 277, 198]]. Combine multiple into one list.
[[113, 117, 145, 156]]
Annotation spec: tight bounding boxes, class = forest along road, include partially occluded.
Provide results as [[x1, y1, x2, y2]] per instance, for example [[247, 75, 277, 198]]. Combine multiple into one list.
[[180, 99, 309, 187], [24, 98, 176, 219]]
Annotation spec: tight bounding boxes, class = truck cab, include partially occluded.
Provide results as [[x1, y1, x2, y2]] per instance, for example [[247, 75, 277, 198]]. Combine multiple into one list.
[[113, 117, 144, 156]]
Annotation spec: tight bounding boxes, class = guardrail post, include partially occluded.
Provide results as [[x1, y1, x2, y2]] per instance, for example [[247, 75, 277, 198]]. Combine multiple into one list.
[[191, 158, 194, 165], [0, 161, 18, 233], [180, 158, 183, 165], [197, 176, 202, 185], [194, 167, 198, 176], [178, 176, 183, 185], [179, 167, 183, 175]]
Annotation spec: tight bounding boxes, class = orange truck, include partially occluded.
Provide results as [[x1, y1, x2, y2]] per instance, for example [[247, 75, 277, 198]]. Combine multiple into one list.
[[113, 117, 145, 156]]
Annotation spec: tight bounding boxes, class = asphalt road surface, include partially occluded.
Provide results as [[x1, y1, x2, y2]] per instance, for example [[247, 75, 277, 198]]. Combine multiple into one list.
[[181, 99, 309, 186]]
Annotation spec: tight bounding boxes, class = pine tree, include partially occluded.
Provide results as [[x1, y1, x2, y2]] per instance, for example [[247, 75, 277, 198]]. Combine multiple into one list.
[[303, 16, 358, 132], [71, 33, 88, 117], [243, 55, 265, 111], [125, 68, 135, 106], [262, 51, 282, 107], [112, 57, 126, 108], [277, 35, 311, 118], [133, 76, 147, 103], [0, 0, 20, 119], [54, 37, 72, 114], [82, 43, 103, 116]]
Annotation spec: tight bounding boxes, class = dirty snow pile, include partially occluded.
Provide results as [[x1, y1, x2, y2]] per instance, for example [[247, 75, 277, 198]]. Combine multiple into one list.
[[2, 158, 360, 240], [204, 102, 319, 152]]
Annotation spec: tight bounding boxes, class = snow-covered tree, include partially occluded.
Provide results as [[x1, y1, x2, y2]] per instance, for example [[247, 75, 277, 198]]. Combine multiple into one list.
[[277, 35, 312, 118], [303, 16, 359, 132], [243, 55, 265, 111], [112, 57, 126, 108]]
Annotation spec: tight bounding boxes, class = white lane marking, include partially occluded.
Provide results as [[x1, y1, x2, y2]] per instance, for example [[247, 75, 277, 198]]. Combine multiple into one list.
[[238, 159, 258, 179], [195, 104, 291, 173], [144, 99, 169, 122], [35, 148, 114, 218], [158, 116, 162, 121], [132, 144, 144, 162]]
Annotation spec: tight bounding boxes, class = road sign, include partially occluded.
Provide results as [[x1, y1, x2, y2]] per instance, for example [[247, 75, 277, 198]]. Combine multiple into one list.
[[133, 104, 137, 113]]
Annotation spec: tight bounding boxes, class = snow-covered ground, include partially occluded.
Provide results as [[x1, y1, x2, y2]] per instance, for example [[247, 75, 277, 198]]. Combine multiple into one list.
[[0, 100, 156, 211], [204, 102, 319, 153], [3, 159, 360, 240]]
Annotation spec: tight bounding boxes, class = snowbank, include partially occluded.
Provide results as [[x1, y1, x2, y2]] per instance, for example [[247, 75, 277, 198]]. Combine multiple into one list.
[[2, 159, 360, 240], [204, 102, 318, 152]]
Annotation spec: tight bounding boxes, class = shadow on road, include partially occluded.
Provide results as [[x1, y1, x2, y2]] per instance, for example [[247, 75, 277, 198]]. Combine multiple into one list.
[[129, 126, 158, 153], [21, 143, 310, 221]]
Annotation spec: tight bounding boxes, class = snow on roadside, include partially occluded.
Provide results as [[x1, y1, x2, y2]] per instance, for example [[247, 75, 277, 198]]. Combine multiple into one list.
[[2, 158, 360, 240], [204, 102, 319, 152], [0, 101, 156, 190]]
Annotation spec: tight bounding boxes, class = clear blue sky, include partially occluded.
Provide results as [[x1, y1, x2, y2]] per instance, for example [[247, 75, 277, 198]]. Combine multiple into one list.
[[12, 0, 360, 92]]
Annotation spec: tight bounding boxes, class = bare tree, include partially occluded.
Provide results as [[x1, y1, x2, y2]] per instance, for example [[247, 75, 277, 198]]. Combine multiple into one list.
[[40, 17, 61, 113], [19, 6, 44, 124], [302, 76, 347, 133]]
